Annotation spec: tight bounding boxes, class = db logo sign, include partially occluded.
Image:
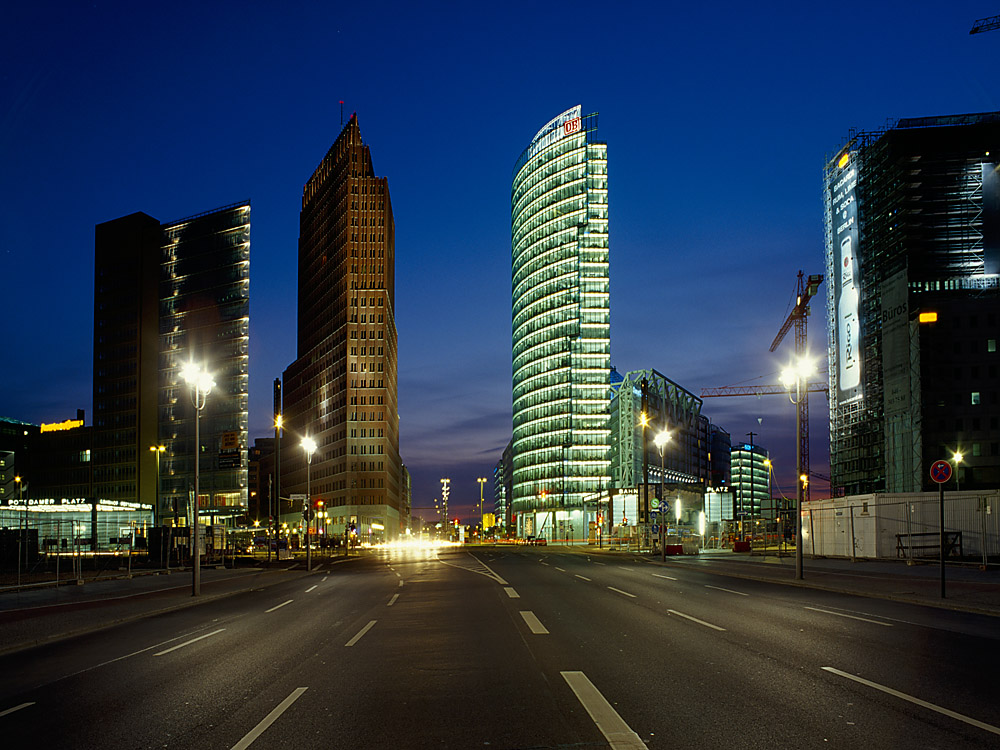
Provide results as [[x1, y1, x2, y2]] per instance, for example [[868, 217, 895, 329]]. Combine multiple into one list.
[[563, 117, 582, 135]]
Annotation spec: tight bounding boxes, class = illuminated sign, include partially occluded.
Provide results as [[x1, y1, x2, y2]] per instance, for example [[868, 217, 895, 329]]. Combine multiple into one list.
[[829, 149, 862, 405], [919, 311, 938, 323], [563, 117, 581, 135], [40, 419, 84, 433]]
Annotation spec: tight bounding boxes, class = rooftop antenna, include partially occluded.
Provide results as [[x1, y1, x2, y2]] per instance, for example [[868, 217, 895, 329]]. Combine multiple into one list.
[[340, 100, 344, 126]]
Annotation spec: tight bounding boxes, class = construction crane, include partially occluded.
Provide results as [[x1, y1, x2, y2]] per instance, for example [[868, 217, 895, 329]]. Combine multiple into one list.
[[701, 271, 823, 500], [970, 15, 1000, 34]]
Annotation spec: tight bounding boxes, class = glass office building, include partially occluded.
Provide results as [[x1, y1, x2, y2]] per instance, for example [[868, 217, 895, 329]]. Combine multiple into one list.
[[511, 105, 610, 541]]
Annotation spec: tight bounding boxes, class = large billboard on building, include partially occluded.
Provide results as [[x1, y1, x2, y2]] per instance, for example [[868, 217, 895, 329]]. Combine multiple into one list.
[[830, 150, 862, 405], [984, 162, 1000, 276]]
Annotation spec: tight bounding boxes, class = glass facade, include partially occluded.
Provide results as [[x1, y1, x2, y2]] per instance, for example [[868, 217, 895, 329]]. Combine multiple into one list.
[[511, 106, 610, 539], [159, 203, 251, 521]]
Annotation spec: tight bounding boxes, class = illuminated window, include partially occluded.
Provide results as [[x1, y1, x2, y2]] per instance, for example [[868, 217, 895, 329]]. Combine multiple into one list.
[[972, 392, 981, 405]]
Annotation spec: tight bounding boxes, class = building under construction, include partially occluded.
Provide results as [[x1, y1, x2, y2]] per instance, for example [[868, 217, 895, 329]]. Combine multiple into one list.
[[825, 111, 1000, 495]]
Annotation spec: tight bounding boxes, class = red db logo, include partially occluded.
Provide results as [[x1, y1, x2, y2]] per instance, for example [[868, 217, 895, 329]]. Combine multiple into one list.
[[564, 117, 581, 135]]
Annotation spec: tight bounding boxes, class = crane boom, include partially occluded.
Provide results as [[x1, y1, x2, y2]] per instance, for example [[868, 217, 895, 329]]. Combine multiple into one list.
[[970, 15, 1000, 34], [769, 272, 823, 352], [701, 382, 828, 398]]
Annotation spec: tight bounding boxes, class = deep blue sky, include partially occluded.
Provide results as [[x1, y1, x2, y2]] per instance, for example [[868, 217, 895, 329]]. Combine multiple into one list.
[[2, 1, 997, 519]]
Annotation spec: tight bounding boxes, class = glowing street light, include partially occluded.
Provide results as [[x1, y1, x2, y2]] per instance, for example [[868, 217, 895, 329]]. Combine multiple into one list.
[[952, 450, 964, 491], [477, 477, 487, 535], [654, 429, 670, 561], [780, 354, 815, 581], [181, 361, 214, 596], [302, 436, 317, 571]]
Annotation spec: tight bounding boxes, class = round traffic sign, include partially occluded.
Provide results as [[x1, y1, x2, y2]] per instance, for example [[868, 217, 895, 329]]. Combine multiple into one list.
[[929, 460, 953, 484]]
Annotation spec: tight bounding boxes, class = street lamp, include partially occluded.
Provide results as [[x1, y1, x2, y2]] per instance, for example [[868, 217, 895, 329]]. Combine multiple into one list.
[[640, 410, 649, 551], [477, 477, 487, 537], [149, 445, 165, 524], [181, 361, 214, 596], [952, 450, 964, 491], [302, 436, 317, 571], [780, 354, 815, 580], [150, 445, 166, 567], [14, 475, 24, 574], [654, 429, 670, 560]]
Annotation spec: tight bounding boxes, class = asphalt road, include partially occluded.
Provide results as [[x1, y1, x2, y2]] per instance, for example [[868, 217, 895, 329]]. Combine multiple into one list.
[[1, 546, 998, 749]]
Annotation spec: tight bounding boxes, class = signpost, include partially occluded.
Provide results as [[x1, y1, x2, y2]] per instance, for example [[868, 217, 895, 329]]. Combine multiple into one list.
[[929, 459, 953, 599]]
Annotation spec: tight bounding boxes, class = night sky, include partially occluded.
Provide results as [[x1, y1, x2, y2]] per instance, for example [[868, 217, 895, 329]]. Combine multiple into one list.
[[2, 1, 997, 520]]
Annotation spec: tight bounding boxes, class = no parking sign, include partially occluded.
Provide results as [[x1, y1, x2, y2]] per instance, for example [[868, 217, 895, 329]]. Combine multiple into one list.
[[929, 460, 952, 484]]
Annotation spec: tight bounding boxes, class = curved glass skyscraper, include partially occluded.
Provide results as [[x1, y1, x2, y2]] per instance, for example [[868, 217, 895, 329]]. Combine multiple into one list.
[[511, 105, 610, 542]]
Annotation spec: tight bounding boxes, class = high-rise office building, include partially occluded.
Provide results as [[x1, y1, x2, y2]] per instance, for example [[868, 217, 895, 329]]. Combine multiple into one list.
[[730, 442, 769, 521], [94, 203, 250, 525], [825, 111, 1000, 494], [511, 105, 610, 540], [282, 115, 401, 540]]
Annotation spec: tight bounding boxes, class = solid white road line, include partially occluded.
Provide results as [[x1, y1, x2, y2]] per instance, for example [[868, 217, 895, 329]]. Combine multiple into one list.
[[667, 609, 726, 631], [504, 587, 520, 598], [576, 575, 592, 582], [468, 553, 509, 585], [592, 561, 606, 565], [805, 607, 892, 626], [154, 628, 226, 656], [387, 594, 399, 606], [305, 585, 318, 593], [284, 565, 297, 571], [0, 702, 35, 718], [822, 667, 1000, 736], [520, 611, 549, 634], [345, 620, 377, 647], [230, 687, 308, 750], [651, 573, 677, 581], [561, 671, 646, 750], [313, 564, 324, 572], [705, 584, 748, 596], [265, 600, 294, 613], [607, 586, 637, 598]]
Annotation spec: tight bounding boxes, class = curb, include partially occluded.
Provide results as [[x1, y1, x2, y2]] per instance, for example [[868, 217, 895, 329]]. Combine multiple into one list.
[[0, 558, 362, 657], [577, 546, 1000, 619]]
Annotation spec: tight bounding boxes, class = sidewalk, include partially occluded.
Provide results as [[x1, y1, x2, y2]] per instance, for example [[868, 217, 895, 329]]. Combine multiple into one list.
[[0, 561, 336, 656], [588, 546, 1000, 617]]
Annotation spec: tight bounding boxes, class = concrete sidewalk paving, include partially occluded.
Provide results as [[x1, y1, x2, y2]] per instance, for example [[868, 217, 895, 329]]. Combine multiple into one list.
[[584, 546, 1000, 617], [0, 564, 319, 656]]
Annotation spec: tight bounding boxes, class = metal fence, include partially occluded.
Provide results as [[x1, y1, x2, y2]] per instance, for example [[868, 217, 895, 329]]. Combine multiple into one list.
[[802, 491, 1000, 566]]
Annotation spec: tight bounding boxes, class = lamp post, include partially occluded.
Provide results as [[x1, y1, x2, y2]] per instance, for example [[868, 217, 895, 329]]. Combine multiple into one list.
[[952, 451, 964, 492], [780, 354, 815, 580], [654, 429, 670, 560], [15, 475, 24, 577], [477, 477, 487, 538], [150, 445, 165, 566], [302, 436, 317, 571], [181, 362, 214, 597], [639, 408, 649, 552]]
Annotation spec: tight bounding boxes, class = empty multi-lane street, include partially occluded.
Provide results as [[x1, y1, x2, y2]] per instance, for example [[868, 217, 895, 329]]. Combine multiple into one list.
[[1, 546, 998, 748]]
